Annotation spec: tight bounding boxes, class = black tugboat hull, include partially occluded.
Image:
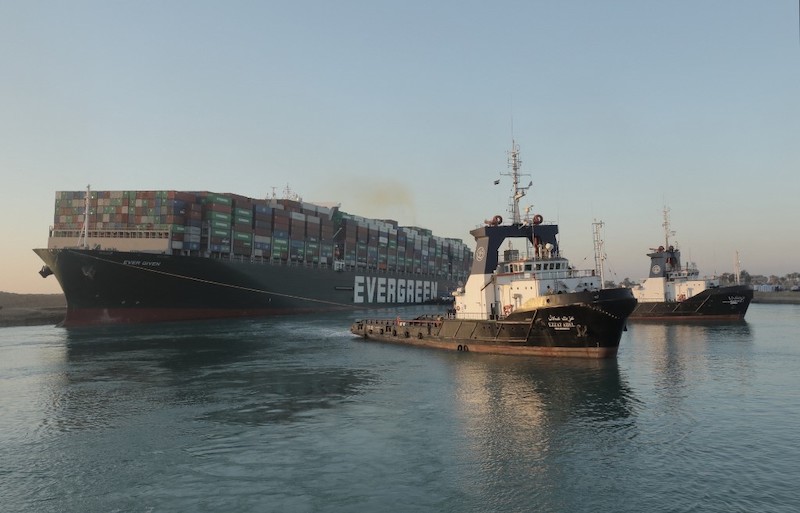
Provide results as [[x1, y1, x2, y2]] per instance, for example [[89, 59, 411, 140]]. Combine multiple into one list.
[[630, 285, 752, 321], [350, 288, 637, 359]]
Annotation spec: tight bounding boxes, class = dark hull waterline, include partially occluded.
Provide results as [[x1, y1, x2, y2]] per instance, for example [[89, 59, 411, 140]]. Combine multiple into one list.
[[34, 248, 461, 327], [351, 289, 638, 359], [629, 285, 753, 321]]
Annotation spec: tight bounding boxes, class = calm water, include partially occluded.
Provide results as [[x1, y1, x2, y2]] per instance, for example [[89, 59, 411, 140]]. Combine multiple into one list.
[[1, 304, 798, 512]]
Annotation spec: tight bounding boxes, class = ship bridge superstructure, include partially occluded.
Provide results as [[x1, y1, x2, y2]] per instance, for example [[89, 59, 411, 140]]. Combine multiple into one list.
[[453, 224, 603, 320], [451, 140, 602, 321], [632, 208, 720, 303]]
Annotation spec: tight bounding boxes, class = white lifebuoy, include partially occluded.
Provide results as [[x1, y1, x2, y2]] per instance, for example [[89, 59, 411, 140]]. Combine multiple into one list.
[[456, 305, 461, 311]]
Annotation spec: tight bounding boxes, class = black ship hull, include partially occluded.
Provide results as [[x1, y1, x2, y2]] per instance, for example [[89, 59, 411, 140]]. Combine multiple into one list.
[[350, 288, 637, 358], [629, 284, 752, 321], [34, 248, 460, 327]]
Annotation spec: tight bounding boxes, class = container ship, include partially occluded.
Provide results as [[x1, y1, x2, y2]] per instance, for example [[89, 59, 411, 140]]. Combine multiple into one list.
[[34, 188, 472, 327], [629, 208, 752, 320], [350, 142, 638, 358]]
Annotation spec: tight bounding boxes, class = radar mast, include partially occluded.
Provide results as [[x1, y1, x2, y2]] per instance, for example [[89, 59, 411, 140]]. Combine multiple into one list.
[[498, 140, 532, 225]]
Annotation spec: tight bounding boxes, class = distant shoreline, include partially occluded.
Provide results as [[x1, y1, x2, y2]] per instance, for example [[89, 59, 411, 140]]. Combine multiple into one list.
[[1, 290, 798, 328], [0, 292, 66, 328], [752, 291, 800, 304]]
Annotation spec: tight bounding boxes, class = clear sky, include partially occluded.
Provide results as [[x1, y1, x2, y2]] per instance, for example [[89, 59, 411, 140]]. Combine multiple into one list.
[[2, 1, 798, 294]]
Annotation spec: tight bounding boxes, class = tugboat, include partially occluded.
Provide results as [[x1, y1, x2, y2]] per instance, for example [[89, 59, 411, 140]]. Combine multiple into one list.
[[629, 207, 752, 320], [350, 141, 638, 358]]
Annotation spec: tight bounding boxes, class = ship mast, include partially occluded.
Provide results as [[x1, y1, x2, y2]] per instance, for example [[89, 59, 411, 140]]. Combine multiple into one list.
[[499, 140, 532, 225], [592, 220, 606, 286], [662, 206, 675, 248], [77, 184, 90, 249], [734, 251, 742, 285]]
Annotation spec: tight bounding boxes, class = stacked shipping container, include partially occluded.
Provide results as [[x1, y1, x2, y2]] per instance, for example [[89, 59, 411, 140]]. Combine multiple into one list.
[[48, 190, 472, 279]]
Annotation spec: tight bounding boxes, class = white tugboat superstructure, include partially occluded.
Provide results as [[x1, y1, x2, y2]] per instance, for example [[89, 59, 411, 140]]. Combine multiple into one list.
[[451, 141, 603, 321], [350, 140, 638, 358]]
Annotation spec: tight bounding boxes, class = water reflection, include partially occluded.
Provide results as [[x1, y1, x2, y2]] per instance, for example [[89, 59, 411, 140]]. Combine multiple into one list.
[[628, 319, 753, 348], [447, 354, 637, 502], [5, 309, 793, 513], [453, 356, 635, 422], [625, 320, 755, 414], [628, 321, 754, 377], [43, 318, 374, 433]]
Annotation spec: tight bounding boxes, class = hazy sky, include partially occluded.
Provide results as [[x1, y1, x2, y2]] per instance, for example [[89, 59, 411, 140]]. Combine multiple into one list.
[[2, 1, 798, 294]]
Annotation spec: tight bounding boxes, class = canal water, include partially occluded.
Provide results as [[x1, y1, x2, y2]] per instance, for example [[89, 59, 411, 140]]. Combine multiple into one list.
[[1, 303, 798, 512]]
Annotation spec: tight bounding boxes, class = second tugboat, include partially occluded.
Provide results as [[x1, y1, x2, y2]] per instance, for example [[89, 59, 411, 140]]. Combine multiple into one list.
[[350, 141, 637, 358], [629, 207, 752, 321]]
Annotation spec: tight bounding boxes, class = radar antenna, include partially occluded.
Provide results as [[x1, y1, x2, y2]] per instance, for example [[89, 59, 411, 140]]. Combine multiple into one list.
[[592, 220, 606, 287], [662, 206, 676, 248], [496, 140, 532, 224], [734, 250, 742, 285]]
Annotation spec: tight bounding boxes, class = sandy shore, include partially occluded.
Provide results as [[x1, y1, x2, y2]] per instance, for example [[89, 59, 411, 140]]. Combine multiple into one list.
[[0, 292, 66, 327]]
